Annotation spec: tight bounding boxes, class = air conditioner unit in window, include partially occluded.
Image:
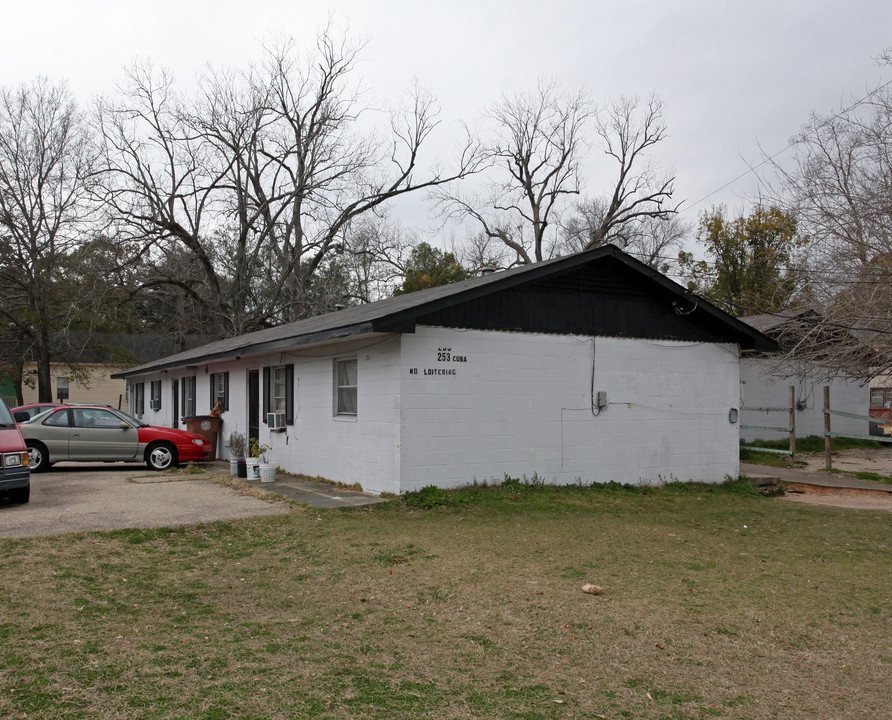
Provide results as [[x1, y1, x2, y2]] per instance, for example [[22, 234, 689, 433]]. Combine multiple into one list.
[[267, 412, 286, 431], [150, 400, 161, 411]]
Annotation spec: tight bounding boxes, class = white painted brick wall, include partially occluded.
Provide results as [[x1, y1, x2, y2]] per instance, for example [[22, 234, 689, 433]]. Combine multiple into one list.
[[133, 337, 403, 493], [399, 327, 740, 492], [739, 359, 869, 441], [137, 362, 250, 458], [134, 328, 742, 493], [258, 338, 402, 494]]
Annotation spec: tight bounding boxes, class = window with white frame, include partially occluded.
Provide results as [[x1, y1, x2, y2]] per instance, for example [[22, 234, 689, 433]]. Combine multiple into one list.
[[271, 367, 286, 413], [56, 376, 69, 401], [262, 365, 293, 425], [150, 380, 162, 411], [210, 372, 229, 411], [334, 358, 357, 416], [133, 382, 145, 415], [870, 387, 892, 408], [181, 376, 196, 417]]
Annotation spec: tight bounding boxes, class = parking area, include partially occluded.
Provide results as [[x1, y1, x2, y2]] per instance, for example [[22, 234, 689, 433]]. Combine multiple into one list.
[[0, 464, 290, 538]]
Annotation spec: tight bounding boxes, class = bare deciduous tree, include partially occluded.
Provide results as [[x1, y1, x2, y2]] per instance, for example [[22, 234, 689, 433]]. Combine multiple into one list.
[[338, 216, 419, 303], [0, 78, 98, 401], [96, 28, 481, 336], [438, 88, 678, 266], [769, 52, 892, 379], [561, 199, 688, 272], [580, 96, 678, 249], [436, 81, 592, 265]]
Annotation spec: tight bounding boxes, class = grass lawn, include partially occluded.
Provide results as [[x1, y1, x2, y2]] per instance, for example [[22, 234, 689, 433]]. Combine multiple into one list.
[[1, 479, 889, 719]]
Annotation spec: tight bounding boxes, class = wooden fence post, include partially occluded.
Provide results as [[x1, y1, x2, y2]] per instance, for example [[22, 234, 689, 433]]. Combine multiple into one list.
[[824, 385, 831, 470], [789, 386, 796, 463]]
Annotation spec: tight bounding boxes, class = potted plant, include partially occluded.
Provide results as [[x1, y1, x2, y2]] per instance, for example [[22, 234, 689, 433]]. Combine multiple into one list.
[[249, 437, 275, 482], [245, 437, 266, 481], [226, 431, 247, 478]]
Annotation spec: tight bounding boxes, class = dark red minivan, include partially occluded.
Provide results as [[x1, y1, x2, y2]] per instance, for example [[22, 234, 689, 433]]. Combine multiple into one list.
[[0, 396, 30, 503]]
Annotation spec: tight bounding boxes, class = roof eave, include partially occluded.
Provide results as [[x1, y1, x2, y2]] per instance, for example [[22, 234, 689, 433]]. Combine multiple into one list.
[[111, 322, 377, 379]]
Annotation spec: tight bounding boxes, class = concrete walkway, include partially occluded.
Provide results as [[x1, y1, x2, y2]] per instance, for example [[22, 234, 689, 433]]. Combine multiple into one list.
[[741, 463, 892, 493], [206, 462, 388, 508]]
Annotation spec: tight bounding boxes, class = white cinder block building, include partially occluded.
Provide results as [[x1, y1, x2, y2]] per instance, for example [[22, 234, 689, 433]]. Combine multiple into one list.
[[738, 313, 870, 442], [114, 246, 774, 494]]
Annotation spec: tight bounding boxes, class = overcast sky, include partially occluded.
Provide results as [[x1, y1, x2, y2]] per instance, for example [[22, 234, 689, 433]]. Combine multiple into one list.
[[3, 0, 891, 251]]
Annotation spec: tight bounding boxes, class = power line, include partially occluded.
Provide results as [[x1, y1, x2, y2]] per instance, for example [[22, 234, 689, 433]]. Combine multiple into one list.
[[702, 300, 892, 336], [648, 251, 892, 285], [683, 76, 892, 212]]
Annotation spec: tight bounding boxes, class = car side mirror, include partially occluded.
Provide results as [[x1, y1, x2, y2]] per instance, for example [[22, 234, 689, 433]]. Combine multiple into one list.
[[119, 422, 130, 430], [14, 411, 28, 422]]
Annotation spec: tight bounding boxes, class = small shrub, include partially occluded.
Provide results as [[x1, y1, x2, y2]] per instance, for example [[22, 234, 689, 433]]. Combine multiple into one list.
[[404, 485, 451, 508], [501, 475, 524, 492], [722, 475, 764, 496], [226, 431, 247, 458], [500, 473, 545, 492]]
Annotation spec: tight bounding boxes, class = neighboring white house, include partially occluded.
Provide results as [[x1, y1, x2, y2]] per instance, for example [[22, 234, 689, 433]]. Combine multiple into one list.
[[738, 313, 870, 442], [113, 246, 775, 494]]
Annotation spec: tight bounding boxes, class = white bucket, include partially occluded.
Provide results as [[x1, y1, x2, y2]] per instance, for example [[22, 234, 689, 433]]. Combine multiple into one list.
[[245, 458, 260, 480], [259, 463, 276, 483]]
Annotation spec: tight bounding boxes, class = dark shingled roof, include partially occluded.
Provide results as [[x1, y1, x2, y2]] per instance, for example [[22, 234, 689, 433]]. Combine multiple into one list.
[[737, 314, 790, 333], [114, 245, 777, 379], [737, 309, 823, 335]]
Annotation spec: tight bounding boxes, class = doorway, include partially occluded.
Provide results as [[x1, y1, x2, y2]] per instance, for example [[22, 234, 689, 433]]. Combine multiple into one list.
[[171, 379, 179, 429], [248, 369, 260, 448]]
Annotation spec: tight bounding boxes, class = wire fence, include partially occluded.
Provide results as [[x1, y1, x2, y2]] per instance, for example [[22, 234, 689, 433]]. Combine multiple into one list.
[[822, 385, 892, 469], [740, 386, 796, 461]]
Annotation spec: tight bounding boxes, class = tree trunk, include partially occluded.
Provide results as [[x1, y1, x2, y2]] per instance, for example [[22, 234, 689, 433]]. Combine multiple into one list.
[[12, 362, 24, 406], [36, 327, 53, 403]]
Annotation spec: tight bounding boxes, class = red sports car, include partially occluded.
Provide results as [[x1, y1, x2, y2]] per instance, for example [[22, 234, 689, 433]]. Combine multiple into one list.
[[18, 405, 213, 472]]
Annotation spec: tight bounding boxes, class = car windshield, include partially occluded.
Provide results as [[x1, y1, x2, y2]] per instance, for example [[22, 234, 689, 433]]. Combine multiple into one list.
[[0, 398, 14, 427], [113, 410, 148, 428]]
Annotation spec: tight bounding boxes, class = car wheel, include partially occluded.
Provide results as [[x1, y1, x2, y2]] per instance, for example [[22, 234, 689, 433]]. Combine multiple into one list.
[[9, 485, 29, 504], [26, 442, 49, 472], [146, 442, 178, 471]]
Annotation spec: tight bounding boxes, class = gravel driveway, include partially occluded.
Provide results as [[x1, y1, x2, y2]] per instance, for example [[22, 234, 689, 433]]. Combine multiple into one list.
[[0, 464, 289, 538]]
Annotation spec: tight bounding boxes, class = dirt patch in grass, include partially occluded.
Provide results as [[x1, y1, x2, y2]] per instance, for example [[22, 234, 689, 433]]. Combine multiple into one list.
[[0, 483, 888, 719], [782, 484, 892, 511], [747, 445, 892, 510], [797, 446, 892, 477]]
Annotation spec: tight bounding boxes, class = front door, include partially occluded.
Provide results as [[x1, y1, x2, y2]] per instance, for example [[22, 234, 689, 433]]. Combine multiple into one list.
[[248, 369, 260, 449], [171, 379, 179, 429]]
